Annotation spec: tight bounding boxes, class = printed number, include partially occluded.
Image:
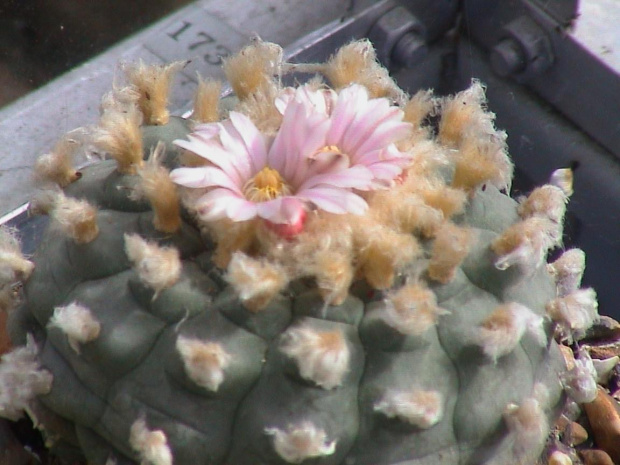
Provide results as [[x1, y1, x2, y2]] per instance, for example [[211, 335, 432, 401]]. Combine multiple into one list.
[[167, 21, 232, 66], [167, 21, 192, 41]]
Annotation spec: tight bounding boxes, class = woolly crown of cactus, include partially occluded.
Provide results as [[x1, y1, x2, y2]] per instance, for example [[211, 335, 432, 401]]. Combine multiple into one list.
[[1, 39, 600, 465]]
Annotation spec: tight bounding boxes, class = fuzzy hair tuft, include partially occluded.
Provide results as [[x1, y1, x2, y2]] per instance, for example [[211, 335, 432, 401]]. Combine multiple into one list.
[[48, 302, 101, 354], [437, 81, 496, 148], [226, 251, 288, 312], [93, 106, 144, 174], [560, 347, 598, 403], [124, 234, 181, 299], [0, 226, 34, 286], [134, 142, 181, 233], [191, 76, 222, 124], [280, 324, 350, 390], [384, 283, 448, 335], [518, 184, 568, 225], [492, 217, 560, 271], [176, 336, 232, 392], [46, 191, 99, 244], [223, 40, 282, 101], [502, 385, 550, 464], [0, 335, 52, 420], [472, 303, 545, 361], [427, 223, 474, 283], [34, 136, 82, 187], [124, 60, 185, 125], [129, 418, 173, 465], [323, 39, 404, 102], [546, 288, 598, 343], [374, 389, 444, 428], [265, 422, 336, 464], [547, 249, 586, 297]]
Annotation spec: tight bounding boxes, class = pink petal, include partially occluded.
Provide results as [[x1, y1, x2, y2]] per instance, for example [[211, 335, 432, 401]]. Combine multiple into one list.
[[295, 85, 336, 115], [289, 116, 331, 187], [218, 122, 253, 180], [340, 99, 397, 154], [194, 188, 257, 221], [367, 162, 404, 181], [353, 120, 412, 156], [228, 112, 268, 174], [355, 145, 410, 167], [269, 98, 331, 188], [188, 124, 219, 138], [380, 144, 412, 164], [175, 136, 244, 186], [298, 186, 368, 215], [226, 199, 259, 221], [170, 166, 242, 194], [269, 98, 306, 176], [303, 150, 351, 180], [296, 165, 373, 192], [326, 85, 368, 144], [256, 196, 306, 225], [195, 188, 238, 221], [274, 87, 296, 114]]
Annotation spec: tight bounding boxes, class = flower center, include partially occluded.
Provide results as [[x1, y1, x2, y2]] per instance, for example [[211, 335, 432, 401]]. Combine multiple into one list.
[[243, 166, 292, 202]]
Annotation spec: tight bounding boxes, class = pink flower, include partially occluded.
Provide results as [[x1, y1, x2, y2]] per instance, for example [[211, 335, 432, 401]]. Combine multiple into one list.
[[171, 85, 411, 232], [277, 84, 412, 186], [324, 85, 412, 185]]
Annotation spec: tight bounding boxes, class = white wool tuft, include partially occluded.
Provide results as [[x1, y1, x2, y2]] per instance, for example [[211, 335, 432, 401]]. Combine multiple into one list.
[[280, 324, 350, 390], [0, 335, 52, 421], [492, 217, 561, 272], [546, 288, 598, 343], [383, 283, 448, 335], [374, 389, 443, 428], [503, 388, 549, 462], [52, 192, 99, 244], [48, 302, 101, 354], [561, 347, 598, 403], [265, 422, 336, 464], [518, 184, 568, 225], [472, 303, 545, 361], [0, 226, 34, 285], [124, 234, 181, 299], [226, 252, 288, 311], [547, 249, 586, 297], [175, 336, 232, 392], [129, 418, 173, 465]]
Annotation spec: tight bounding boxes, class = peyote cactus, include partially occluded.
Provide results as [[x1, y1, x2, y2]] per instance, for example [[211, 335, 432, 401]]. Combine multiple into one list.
[[1, 40, 600, 465]]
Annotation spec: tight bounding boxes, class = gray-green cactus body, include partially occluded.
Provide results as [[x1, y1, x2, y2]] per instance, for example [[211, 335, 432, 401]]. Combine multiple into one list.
[[11, 118, 568, 465]]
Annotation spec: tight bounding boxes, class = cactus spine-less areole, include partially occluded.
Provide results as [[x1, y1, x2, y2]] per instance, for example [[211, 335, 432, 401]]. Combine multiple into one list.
[[0, 40, 600, 465]]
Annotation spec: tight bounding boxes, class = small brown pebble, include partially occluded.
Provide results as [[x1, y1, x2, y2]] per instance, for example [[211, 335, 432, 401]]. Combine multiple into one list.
[[549, 450, 573, 465], [579, 449, 614, 465], [583, 387, 620, 463], [583, 316, 620, 343], [587, 342, 620, 360], [554, 413, 572, 433], [567, 420, 589, 446]]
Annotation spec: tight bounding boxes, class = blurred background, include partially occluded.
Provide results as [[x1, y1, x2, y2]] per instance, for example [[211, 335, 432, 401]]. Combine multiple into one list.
[[0, 1, 193, 108]]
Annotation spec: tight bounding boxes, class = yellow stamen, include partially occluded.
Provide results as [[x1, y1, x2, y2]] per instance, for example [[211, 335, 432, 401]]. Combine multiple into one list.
[[243, 166, 292, 202], [313, 145, 343, 157]]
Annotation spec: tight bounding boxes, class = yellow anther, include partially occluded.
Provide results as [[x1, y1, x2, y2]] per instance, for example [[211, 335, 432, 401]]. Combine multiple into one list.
[[244, 166, 292, 202]]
